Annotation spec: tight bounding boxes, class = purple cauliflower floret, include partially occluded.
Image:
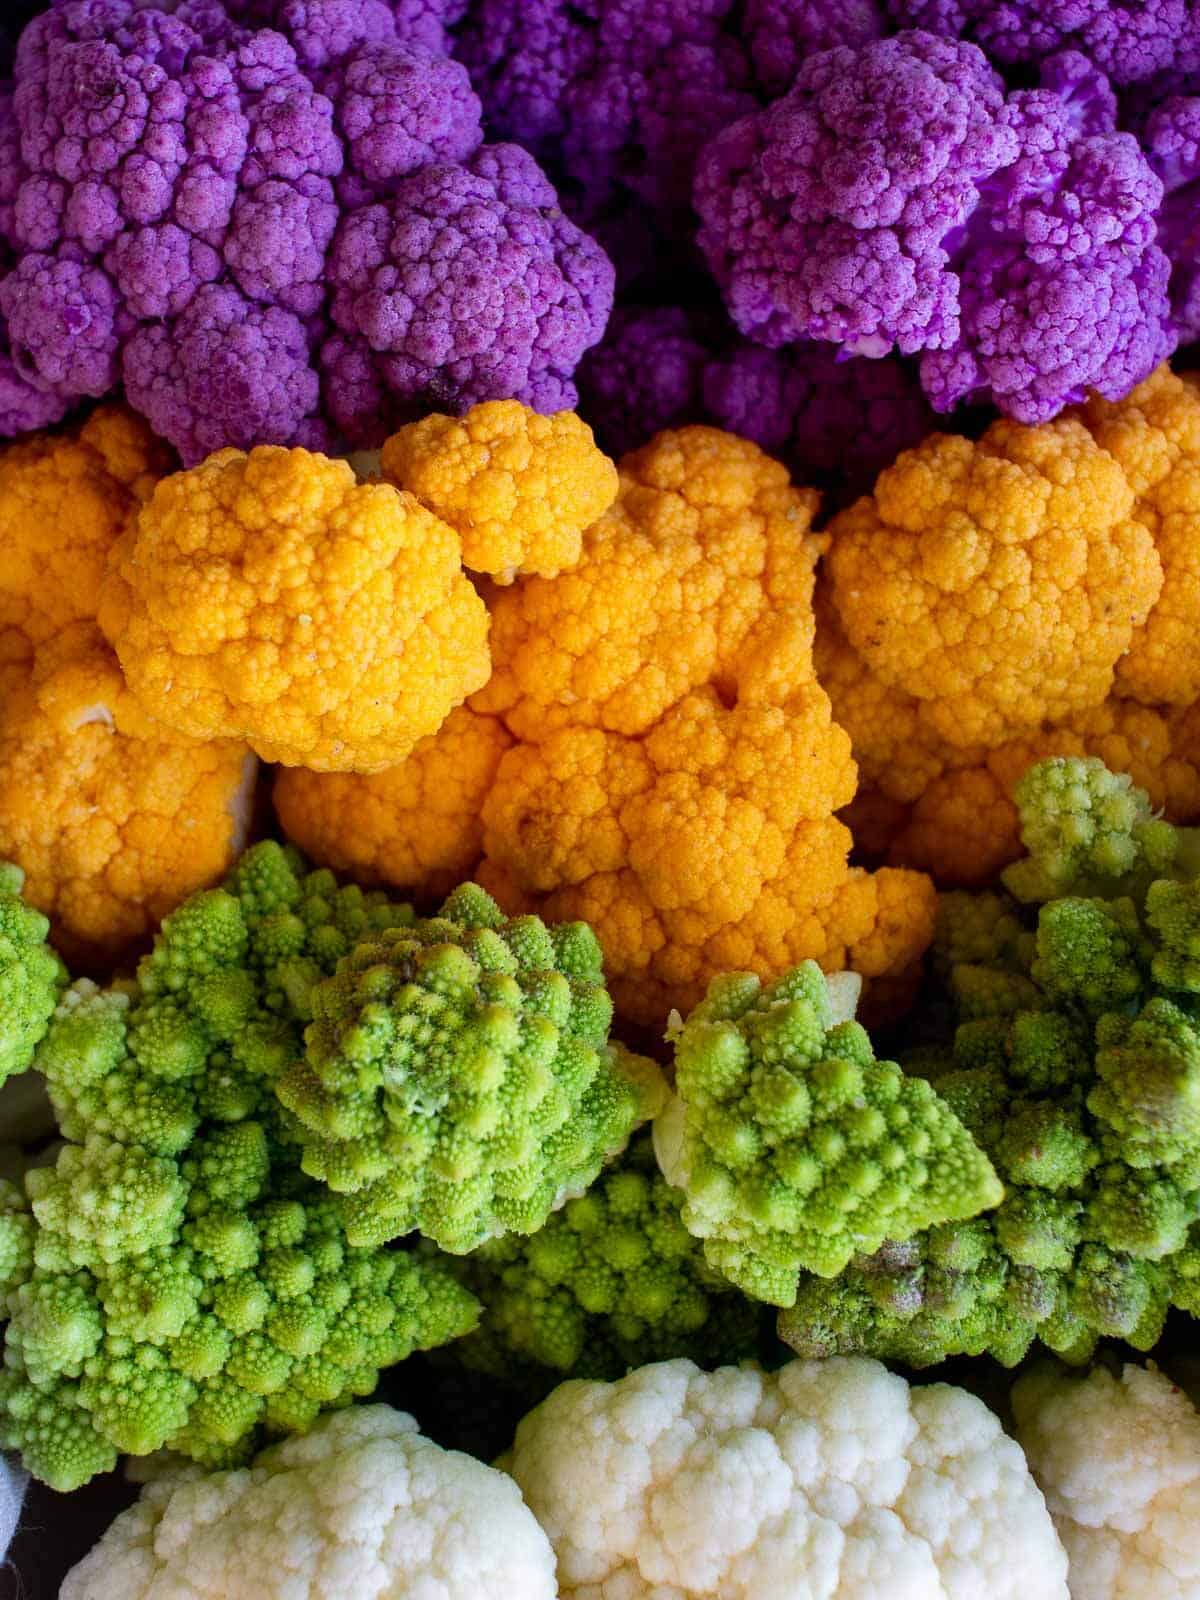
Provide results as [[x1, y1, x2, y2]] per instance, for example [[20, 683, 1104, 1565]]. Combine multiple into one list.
[[322, 141, 614, 446], [696, 33, 1177, 424], [0, 0, 606, 454], [889, 0, 1199, 90], [694, 32, 1016, 356], [744, 0, 884, 98], [1146, 95, 1200, 339], [578, 303, 715, 456]]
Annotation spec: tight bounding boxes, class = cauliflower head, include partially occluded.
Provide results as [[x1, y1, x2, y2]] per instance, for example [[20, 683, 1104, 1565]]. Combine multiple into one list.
[[380, 400, 619, 583], [506, 1356, 1070, 1600], [826, 417, 1162, 748], [101, 446, 491, 772], [274, 706, 513, 901], [0, 624, 256, 965], [60, 1404, 556, 1600], [1012, 1362, 1200, 1600], [0, 862, 64, 1087], [0, 406, 171, 668]]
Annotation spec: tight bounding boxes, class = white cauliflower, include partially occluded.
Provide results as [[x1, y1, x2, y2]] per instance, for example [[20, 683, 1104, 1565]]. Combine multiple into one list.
[[1012, 1362, 1200, 1600], [505, 1356, 1069, 1599], [60, 1404, 557, 1600]]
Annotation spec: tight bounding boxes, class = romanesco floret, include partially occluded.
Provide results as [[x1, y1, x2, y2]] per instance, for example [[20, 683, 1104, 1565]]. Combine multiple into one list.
[[0, 844, 481, 1492], [780, 758, 1200, 1368], [445, 1137, 762, 1385], [654, 964, 1002, 1308], [0, 861, 65, 1087], [278, 884, 665, 1253]]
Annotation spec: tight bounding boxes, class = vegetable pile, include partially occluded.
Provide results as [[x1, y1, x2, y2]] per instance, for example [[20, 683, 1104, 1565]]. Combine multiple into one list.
[[0, 2, 1197, 1596]]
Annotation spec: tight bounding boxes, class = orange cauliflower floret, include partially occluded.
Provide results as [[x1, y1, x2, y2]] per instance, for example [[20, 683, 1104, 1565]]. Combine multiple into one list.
[[101, 446, 491, 773], [0, 406, 171, 669], [0, 623, 256, 965], [825, 417, 1163, 748], [379, 400, 618, 583], [465, 426, 934, 1026], [1077, 366, 1200, 707], [274, 705, 513, 900], [475, 426, 826, 740]]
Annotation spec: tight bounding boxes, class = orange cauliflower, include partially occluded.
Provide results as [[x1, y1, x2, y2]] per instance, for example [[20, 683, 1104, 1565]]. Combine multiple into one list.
[[0, 406, 171, 669], [273, 705, 513, 900], [475, 426, 826, 740], [101, 446, 491, 773], [379, 400, 618, 583], [825, 417, 1163, 747], [0, 623, 255, 965], [463, 426, 935, 1026], [1077, 366, 1200, 707]]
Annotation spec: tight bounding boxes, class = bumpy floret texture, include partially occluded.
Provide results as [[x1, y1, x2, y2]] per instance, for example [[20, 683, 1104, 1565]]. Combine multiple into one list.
[[321, 143, 613, 447], [1146, 96, 1200, 341], [274, 706, 513, 901], [447, 1136, 760, 1382], [0, 0, 611, 457], [655, 964, 1001, 1306], [474, 426, 936, 1024], [694, 34, 1175, 423], [0, 622, 256, 965], [0, 862, 64, 1088], [1012, 1362, 1200, 1600], [58, 1404, 557, 1600], [825, 417, 1163, 749], [101, 445, 490, 772], [506, 1356, 1070, 1600], [780, 756, 1200, 1368], [278, 881, 664, 1252], [380, 400, 618, 583], [0, 842, 481, 1491], [0, 406, 171, 669]]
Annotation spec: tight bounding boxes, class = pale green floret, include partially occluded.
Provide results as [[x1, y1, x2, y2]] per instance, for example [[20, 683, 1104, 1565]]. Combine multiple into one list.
[[447, 1137, 761, 1382], [656, 963, 1002, 1308], [278, 886, 663, 1254], [0, 861, 66, 1087], [0, 844, 481, 1493]]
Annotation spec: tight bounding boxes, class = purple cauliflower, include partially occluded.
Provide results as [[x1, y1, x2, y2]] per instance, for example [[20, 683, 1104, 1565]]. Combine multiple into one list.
[[322, 142, 614, 445], [889, 0, 1200, 90], [0, 0, 611, 458], [1146, 95, 1200, 339], [695, 34, 1177, 424], [577, 296, 932, 495], [744, 0, 884, 98]]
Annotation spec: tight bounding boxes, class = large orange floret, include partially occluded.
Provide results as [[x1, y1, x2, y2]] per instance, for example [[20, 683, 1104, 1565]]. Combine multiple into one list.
[[273, 705, 513, 900], [825, 417, 1163, 748], [101, 446, 491, 772], [0, 623, 256, 965], [1077, 366, 1200, 707], [467, 426, 935, 1027], [475, 426, 826, 740], [379, 400, 619, 583], [0, 406, 171, 669]]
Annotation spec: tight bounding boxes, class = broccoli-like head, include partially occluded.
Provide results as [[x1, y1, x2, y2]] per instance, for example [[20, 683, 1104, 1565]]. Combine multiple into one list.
[[0, 844, 480, 1491], [0, 860, 65, 1087], [446, 1136, 762, 1384], [279, 883, 663, 1252], [655, 963, 1002, 1307]]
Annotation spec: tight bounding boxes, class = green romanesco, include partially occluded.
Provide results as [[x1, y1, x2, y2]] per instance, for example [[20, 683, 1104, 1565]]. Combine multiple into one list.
[[277, 884, 665, 1253], [780, 756, 1200, 1369], [445, 1137, 762, 1385], [0, 861, 65, 1087], [0, 844, 480, 1493], [654, 963, 1002, 1308]]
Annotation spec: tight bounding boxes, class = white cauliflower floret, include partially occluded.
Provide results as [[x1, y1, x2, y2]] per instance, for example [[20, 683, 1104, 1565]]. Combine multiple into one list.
[[505, 1357, 1069, 1599], [1012, 1362, 1200, 1600], [59, 1405, 557, 1600]]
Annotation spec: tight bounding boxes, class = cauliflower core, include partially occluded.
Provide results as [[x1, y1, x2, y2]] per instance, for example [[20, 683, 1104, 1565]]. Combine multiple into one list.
[[60, 1404, 557, 1600], [507, 1356, 1069, 1600]]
